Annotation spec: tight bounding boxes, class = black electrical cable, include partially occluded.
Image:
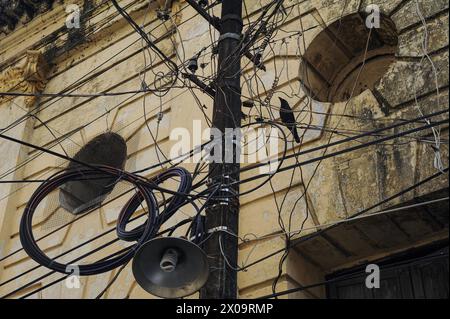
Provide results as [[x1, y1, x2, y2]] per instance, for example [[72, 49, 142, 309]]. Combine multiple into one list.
[[238, 167, 449, 272], [95, 259, 131, 299], [0, 0, 198, 147], [0, 138, 214, 266], [117, 167, 193, 242], [238, 120, 288, 197], [0, 0, 282, 188], [230, 117, 449, 190], [201, 113, 448, 200], [2, 236, 124, 299], [0, 129, 202, 199], [1, 111, 445, 204], [111, 0, 179, 83], [0, 180, 47, 184], [1, 163, 212, 290], [0, 85, 195, 99], [0, 215, 193, 294], [2, 169, 209, 293], [6, 117, 284, 288], [258, 251, 450, 299], [237, 109, 449, 176], [9, 214, 200, 299], [0, 0, 144, 122], [20, 166, 159, 276], [2, 9, 447, 301], [1, 30, 218, 186], [18, 246, 134, 300], [1, 110, 445, 205], [199, 120, 289, 199], [0, 183, 140, 266], [2, 3, 446, 288]]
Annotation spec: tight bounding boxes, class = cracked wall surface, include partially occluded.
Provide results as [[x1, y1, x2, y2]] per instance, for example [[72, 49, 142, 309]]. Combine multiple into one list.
[[0, 0, 448, 299]]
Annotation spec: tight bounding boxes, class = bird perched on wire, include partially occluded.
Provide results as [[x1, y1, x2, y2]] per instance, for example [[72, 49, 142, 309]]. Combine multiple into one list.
[[279, 97, 300, 143]]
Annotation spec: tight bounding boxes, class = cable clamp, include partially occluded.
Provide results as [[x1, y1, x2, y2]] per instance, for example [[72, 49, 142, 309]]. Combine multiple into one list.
[[209, 202, 230, 209], [207, 226, 229, 234], [219, 187, 238, 197], [222, 174, 238, 185], [218, 33, 241, 43], [189, 233, 203, 242]]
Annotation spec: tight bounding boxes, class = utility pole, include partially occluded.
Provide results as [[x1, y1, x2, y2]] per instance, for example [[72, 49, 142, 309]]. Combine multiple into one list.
[[200, 0, 243, 299]]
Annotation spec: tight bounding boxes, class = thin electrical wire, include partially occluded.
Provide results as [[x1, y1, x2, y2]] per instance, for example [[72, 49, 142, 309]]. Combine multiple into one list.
[[0, 0, 448, 300], [257, 250, 450, 299], [237, 167, 449, 272]]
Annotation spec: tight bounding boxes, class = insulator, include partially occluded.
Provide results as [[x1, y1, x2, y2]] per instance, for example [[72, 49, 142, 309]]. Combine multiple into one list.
[[188, 57, 199, 73]]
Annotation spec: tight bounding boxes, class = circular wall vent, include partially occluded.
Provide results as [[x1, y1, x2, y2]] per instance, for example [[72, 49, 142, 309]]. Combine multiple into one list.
[[59, 132, 127, 215]]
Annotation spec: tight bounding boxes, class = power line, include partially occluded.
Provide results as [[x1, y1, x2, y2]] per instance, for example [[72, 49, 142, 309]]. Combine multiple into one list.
[[0, 0, 142, 105], [0, 0, 448, 300], [0, 0, 197, 138], [257, 251, 450, 299], [0, 114, 441, 287], [0, 217, 193, 299], [0, 3, 221, 184], [232, 116, 448, 188], [241, 197, 449, 243], [237, 167, 449, 272]]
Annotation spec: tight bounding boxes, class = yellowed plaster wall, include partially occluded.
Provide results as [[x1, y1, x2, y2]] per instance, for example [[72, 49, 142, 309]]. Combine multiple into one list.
[[0, 0, 448, 299]]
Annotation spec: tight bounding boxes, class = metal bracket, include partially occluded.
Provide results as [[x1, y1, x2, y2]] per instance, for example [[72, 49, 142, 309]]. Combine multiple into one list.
[[218, 32, 241, 43]]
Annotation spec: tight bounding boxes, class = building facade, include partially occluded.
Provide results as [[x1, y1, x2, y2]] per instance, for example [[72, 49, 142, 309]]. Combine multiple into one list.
[[0, 0, 448, 299]]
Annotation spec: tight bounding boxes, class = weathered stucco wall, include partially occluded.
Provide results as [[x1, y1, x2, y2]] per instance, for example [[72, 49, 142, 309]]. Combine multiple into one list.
[[0, 0, 448, 299]]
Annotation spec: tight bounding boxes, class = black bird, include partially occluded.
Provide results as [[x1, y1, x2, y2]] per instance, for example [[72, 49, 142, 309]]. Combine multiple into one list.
[[279, 97, 300, 143]]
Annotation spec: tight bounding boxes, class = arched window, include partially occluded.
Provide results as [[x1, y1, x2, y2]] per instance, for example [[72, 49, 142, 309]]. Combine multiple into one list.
[[300, 13, 398, 103]]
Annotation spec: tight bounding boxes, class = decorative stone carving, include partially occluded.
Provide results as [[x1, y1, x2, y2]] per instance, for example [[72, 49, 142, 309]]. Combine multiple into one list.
[[0, 50, 49, 108]]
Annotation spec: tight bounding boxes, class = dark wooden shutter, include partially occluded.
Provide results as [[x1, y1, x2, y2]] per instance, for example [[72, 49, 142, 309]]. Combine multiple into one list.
[[327, 246, 449, 299]]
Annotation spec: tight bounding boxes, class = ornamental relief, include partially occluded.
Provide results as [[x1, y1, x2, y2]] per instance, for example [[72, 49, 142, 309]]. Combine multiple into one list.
[[0, 50, 49, 108]]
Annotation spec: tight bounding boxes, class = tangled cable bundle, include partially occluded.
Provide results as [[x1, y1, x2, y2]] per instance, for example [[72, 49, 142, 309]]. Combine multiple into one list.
[[20, 165, 193, 276], [116, 167, 193, 242], [18, 119, 289, 279], [0, 0, 447, 300]]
